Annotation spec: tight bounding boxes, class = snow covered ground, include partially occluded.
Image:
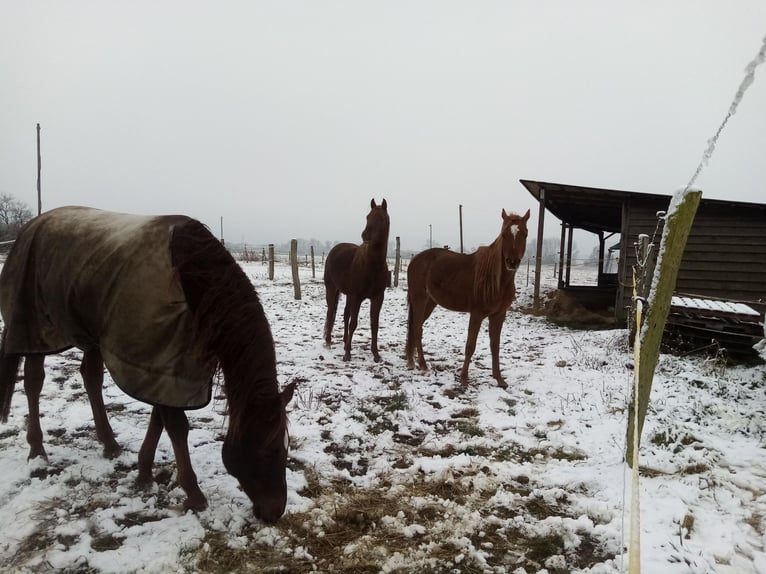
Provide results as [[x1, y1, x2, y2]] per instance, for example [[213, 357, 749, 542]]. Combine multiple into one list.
[[0, 260, 764, 573]]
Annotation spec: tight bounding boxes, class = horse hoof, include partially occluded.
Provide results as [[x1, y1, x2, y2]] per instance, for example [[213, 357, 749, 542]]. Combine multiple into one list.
[[373, 354, 381, 363], [343, 354, 351, 362], [136, 474, 153, 490], [103, 445, 122, 459], [27, 448, 48, 462], [184, 498, 208, 513]]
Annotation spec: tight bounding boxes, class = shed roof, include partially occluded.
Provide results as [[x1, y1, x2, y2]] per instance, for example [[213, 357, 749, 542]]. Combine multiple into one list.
[[520, 179, 766, 234]]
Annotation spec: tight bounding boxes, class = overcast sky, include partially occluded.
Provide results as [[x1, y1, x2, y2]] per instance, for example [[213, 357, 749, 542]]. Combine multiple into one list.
[[2, 1, 764, 251]]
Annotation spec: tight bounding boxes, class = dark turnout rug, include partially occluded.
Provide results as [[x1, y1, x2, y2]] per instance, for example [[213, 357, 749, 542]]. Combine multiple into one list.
[[0, 206, 214, 408]]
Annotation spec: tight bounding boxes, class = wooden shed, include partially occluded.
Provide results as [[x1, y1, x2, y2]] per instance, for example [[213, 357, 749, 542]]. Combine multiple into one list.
[[521, 179, 766, 349]]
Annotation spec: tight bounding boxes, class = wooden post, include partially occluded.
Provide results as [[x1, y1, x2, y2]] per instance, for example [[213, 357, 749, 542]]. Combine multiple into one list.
[[290, 239, 301, 300], [310, 245, 316, 279], [36, 123, 41, 215], [394, 236, 401, 287], [459, 205, 464, 254], [268, 244, 275, 280], [565, 224, 573, 286], [533, 188, 546, 310], [557, 222, 565, 286], [526, 256, 531, 287], [626, 189, 701, 466]]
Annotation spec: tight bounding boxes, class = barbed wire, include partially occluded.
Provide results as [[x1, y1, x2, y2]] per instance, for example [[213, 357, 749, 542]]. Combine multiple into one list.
[[685, 34, 766, 191]]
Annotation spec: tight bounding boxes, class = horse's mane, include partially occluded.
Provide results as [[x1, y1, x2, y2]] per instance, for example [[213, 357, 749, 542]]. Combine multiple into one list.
[[170, 219, 284, 441], [473, 241, 504, 305]]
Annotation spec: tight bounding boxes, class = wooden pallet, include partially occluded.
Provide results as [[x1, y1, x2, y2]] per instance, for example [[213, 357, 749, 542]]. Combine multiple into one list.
[[664, 296, 764, 358]]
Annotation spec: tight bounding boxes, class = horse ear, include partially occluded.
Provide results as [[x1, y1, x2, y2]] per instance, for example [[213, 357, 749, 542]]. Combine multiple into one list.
[[371, 198, 376, 209], [523, 209, 531, 221], [502, 208, 509, 220], [381, 198, 387, 210], [281, 382, 296, 406]]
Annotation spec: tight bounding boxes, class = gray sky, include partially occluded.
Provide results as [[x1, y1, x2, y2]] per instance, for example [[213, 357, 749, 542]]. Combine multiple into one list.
[[2, 2, 765, 252]]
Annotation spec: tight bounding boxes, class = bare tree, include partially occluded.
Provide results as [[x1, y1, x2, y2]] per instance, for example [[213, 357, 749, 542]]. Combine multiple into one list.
[[526, 237, 579, 265], [0, 194, 33, 241]]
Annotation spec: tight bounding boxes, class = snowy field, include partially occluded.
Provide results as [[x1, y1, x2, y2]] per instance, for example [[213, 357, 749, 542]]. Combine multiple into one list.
[[1, 260, 765, 573]]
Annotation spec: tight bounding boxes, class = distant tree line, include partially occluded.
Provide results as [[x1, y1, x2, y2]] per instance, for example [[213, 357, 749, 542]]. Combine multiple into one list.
[[0, 194, 33, 242]]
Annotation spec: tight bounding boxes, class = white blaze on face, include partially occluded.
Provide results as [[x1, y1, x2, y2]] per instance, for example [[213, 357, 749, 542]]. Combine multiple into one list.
[[510, 224, 519, 238]]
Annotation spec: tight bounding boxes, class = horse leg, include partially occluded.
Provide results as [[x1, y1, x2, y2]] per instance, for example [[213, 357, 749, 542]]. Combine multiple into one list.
[[0, 335, 21, 423], [343, 298, 362, 362], [137, 406, 164, 488], [158, 406, 207, 511], [460, 313, 485, 386], [81, 348, 121, 458], [405, 295, 429, 371], [405, 300, 417, 369], [23, 354, 48, 461], [323, 285, 339, 348], [488, 312, 508, 388], [369, 293, 384, 363], [342, 300, 351, 344], [415, 298, 438, 372]]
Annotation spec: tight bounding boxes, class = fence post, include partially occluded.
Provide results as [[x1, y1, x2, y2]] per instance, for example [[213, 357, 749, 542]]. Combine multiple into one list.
[[626, 189, 701, 465], [394, 236, 401, 287], [290, 239, 301, 300], [310, 245, 316, 279], [268, 244, 275, 280], [526, 256, 531, 287]]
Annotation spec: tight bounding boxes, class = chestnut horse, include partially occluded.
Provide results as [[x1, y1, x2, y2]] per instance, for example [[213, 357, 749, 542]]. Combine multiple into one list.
[[0, 206, 295, 523], [405, 209, 530, 388], [324, 198, 390, 362]]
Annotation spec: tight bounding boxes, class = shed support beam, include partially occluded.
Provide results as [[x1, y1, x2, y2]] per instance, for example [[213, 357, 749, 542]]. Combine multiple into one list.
[[533, 188, 546, 310]]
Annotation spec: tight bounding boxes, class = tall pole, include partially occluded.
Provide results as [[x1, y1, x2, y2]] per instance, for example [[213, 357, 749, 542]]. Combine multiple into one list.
[[429, 224, 432, 248], [459, 204, 464, 253], [220, 216, 224, 245], [36, 123, 42, 215]]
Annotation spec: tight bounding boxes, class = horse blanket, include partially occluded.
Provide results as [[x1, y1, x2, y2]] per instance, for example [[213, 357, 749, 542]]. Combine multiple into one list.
[[0, 206, 215, 408]]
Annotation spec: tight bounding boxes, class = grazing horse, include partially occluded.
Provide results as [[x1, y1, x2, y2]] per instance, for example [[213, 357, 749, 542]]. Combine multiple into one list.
[[405, 208, 530, 388], [0, 206, 296, 524], [324, 198, 390, 362]]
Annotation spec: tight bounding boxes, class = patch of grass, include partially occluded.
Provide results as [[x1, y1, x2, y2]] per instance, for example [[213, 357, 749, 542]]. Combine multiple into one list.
[[184, 469, 617, 572], [90, 530, 122, 551], [456, 420, 485, 437], [115, 511, 166, 528], [681, 513, 695, 539], [744, 512, 764, 536], [296, 463, 325, 499], [452, 407, 480, 418], [650, 428, 701, 454], [382, 391, 409, 412], [357, 407, 397, 435], [501, 397, 518, 416], [681, 462, 709, 475], [0, 428, 19, 440]]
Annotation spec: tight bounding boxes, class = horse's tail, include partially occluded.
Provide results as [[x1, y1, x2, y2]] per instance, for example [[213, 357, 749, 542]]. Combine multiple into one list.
[[0, 331, 21, 423]]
